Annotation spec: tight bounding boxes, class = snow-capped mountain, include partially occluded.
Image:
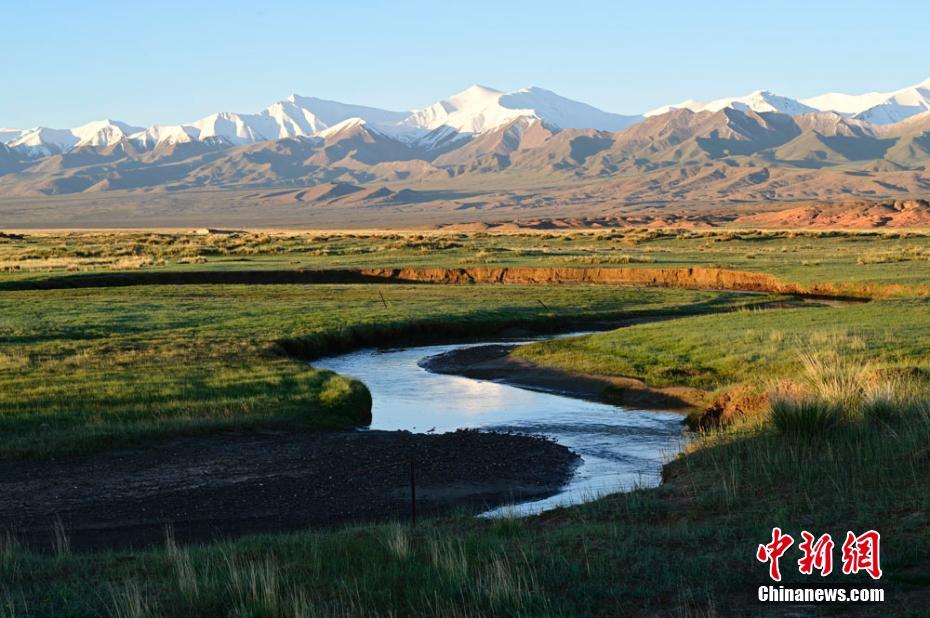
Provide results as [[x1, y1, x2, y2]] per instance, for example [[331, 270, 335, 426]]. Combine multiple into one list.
[[802, 77, 930, 125], [9, 120, 143, 157], [5, 78, 930, 158], [401, 85, 639, 143], [129, 124, 199, 148], [281, 95, 408, 133], [645, 90, 816, 117], [0, 128, 24, 144], [180, 97, 410, 146], [0, 86, 638, 154]]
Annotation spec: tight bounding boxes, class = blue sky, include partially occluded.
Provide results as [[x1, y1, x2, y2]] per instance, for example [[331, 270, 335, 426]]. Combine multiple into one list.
[[3, 0, 928, 128]]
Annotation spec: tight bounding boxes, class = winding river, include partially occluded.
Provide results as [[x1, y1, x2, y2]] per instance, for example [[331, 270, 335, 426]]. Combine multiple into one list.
[[314, 335, 686, 517]]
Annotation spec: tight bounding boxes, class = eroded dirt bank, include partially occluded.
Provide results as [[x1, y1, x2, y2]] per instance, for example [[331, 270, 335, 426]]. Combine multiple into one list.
[[0, 430, 577, 553], [0, 266, 878, 299], [358, 267, 876, 299]]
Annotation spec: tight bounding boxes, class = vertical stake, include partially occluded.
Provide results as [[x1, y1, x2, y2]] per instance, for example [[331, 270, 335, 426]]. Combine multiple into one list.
[[379, 290, 388, 308]]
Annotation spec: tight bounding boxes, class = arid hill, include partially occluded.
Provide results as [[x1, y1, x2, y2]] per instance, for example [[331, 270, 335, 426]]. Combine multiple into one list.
[[2, 106, 930, 228]]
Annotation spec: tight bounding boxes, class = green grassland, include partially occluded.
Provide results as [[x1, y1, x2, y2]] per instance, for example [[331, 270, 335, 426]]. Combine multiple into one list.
[[0, 282, 761, 458], [6, 228, 930, 293], [4, 362, 928, 616], [514, 298, 930, 389], [2, 229, 930, 616]]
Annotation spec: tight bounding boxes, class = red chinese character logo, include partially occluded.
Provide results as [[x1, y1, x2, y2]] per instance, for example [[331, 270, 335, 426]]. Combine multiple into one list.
[[797, 531, 834, 576], [841, 530, 882, 580], [757, 527, 795, 581]]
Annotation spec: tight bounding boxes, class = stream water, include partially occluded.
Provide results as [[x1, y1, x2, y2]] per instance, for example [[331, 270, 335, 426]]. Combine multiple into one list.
[[314, 336, 686, 516]]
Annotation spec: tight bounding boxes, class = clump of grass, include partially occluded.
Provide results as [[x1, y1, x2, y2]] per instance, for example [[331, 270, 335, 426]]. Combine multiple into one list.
[[165, 527, 199, 601], [858, 252, 907, 265], [52, 518, 70, 557], [109, 580, 155, 618], [383, 523, 411, 559], [564, 254, 656, 264], [769, 347, 927, 434], [769, 394, 844, 436], [795, 348, 872, 411], [0, 532, 20, 579]]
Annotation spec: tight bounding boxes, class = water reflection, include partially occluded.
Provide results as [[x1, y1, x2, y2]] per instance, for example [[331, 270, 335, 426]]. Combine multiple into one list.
[[315, 339, 685, 515]]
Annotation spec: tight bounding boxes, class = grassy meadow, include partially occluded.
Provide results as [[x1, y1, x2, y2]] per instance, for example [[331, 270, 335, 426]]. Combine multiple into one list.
[[0, 281, 762, 458], [6, 228, 930, 293], [3, 354, 928, 616], [514, 297, 930, 389], [1, 229, 929, 615]]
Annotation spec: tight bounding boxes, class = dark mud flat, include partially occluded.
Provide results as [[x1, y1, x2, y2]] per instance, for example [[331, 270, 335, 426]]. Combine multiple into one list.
[[0, 430, 577, 553]]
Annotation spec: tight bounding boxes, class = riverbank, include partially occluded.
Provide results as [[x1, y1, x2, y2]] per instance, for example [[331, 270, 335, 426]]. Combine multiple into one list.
[[2, 283, 758, 460], [0, 429, 577, 552], [421, 343, 708, 411]]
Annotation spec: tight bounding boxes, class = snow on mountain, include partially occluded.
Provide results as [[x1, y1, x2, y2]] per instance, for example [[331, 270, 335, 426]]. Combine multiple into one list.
[[9, 127, 82, 157], [801, 91, 890, 115], [402, 85, 530, 136], [10, 77, 930, 160], [129, 124, 199, 148], [499, 87, 640, 131], [283, 95, 408, 131], [8, 120, 143, 157], [189, 112, 280, 145], [644, 100, 706, 117], [646, 91, 816, 117], [317, 117, 371, 140], [802, 77, 930, 125], [134, 96, 409, 148], [401, 85, 639, 143], [70, 120, 143, 147], [0, 128, 24, 144]]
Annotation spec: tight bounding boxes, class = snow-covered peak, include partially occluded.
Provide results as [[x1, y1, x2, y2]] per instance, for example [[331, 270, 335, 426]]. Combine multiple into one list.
[[9, 127, 79, 156], [801, 91, 888, 115], [129, 124, 199, 148], [644, 100, 706, 117], [318, 117, 371, 140], [645, 91, 815, 118], [283, 95, 407, 129], [71, 119, 143, 148], [802, 77, 930, 125], [8, 120, 142, 157], [700, 90, 817, 115], [402, 85, 526, 136], [499, 86, 640, 131], [190, 111, 281, 145], [126, 96, 410, 149], [402, 84, 638, 139], [0, 128, 24, 145]]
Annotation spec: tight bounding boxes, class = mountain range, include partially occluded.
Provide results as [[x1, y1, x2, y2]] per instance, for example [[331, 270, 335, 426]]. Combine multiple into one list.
[[2, 78, 930, 224]]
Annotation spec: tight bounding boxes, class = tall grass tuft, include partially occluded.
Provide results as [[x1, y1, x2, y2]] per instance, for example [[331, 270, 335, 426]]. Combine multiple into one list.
[[769, 395, 844, 436], [109, 580, 155, 618], [770, 346, 928, 434], [52, 518, 70, 557], [227, 556, 283, 617], [382, 523, 411, 560], [165, 526, 199, 601], [796, 348, 872, 412]]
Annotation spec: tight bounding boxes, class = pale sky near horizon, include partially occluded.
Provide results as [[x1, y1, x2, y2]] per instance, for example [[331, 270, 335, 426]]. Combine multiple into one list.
[[2, 0, 928, 128]]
